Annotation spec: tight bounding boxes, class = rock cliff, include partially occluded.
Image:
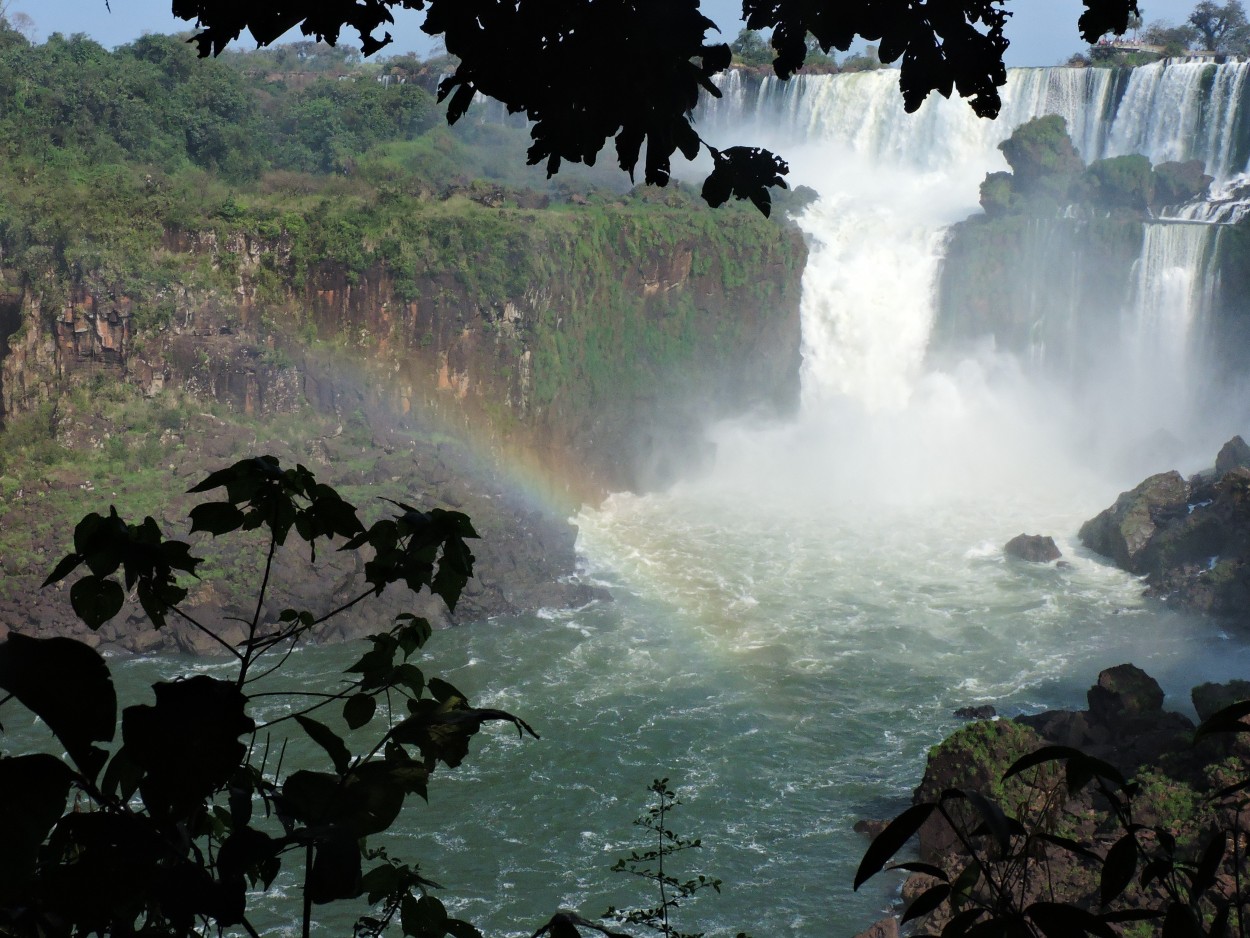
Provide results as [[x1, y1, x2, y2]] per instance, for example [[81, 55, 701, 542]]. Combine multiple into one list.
[[0, 201, 806, 652], [1079, 437, 1250, 624], [2, 204, 805, 502]]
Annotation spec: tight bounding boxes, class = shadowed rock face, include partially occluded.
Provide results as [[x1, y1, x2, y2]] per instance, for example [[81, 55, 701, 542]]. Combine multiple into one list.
[[1216, 435, 1250, 476], [1078, 438, 1250, 626], [1087, 662, 1165, 721], [1, 217, 806, 504]]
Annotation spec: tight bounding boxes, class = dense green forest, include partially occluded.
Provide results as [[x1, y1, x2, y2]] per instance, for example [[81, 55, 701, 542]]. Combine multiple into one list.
[[0, 25, 650, 304]]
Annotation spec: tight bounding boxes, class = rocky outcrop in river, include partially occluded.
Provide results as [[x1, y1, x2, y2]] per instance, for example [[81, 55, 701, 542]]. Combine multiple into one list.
[[856, 665, 1250, 938], [1079, 436, 1250, 624]]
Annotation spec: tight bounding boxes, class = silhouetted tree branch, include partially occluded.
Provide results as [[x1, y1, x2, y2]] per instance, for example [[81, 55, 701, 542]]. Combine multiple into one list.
[[168, 0, 1142, 214]]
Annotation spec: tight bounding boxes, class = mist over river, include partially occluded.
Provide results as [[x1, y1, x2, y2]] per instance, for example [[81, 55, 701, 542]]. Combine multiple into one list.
[[24, 61, 1250, 936]]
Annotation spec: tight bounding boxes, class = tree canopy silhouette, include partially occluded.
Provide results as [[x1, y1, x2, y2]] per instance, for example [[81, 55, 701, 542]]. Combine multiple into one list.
[[169, 0, 1142, 215]]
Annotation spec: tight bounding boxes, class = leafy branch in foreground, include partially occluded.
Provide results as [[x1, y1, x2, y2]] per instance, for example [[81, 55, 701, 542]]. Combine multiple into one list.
[[1, 455, 537, 938]]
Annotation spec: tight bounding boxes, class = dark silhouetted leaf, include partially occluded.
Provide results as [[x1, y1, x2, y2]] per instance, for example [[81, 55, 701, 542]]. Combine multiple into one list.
[[344, 693, 377, 730], [941, 907, 988, 936], [1141, 857, 1173, 890], [123, 675, 254, 821], [0, 634, 115, 780], [101, 746, 144, 804], [42, 551, 84, 587], [188, 501, 245, 537], [70, 575, 126, 630], [296, 714, 352, 775], [1192, 830, 1227, 898], [1079, 0, 1142, 43], [308, 834, 362, 904], [902, 883, 951, 924], [0, 753, 74, 902], [361, 862, 402, 904], [1101, 833, 1138, 906], [1196, 699, 1250, 738], [1161, 902, 1203, 938], [1027, 901, 1118, 938], [701, 146, 788, 216], [964, 790, 1012, 854], [1034, 832, 1101, 862], [854, 802, 935, 890], [216, 827, 280, 884], [280, 770, 339, 825]]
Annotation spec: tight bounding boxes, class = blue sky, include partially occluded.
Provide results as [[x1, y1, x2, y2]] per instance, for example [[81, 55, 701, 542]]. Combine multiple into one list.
[[28, 1, 1200, 68]]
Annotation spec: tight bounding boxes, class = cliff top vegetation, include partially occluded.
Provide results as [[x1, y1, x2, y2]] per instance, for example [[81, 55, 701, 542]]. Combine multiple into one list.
[[167, 0, 1145, 213]]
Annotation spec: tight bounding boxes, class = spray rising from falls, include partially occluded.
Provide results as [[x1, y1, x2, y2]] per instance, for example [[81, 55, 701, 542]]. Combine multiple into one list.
[[695, 61, 1250, 480]]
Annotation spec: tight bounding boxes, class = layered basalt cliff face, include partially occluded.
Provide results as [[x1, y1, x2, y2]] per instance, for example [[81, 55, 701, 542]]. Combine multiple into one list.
[[0, 201, 805, 651], [1, 204, 805, 503]]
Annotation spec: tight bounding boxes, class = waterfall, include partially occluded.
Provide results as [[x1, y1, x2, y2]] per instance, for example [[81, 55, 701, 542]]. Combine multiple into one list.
[[1121, 222, 1223, 426], [698, 62, 1247, 465], [707, 59, 1250, 177]]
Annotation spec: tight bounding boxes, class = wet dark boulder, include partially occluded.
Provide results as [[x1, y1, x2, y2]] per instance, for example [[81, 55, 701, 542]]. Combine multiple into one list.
[[954, 704, 997, 720], [1088, 662, 1165, 721], [1017, 664, 1193, 775], [1004, 533, 1061, 562], [1078, 438, 1250, 625], [1142, 467, 1250, 621], [1078, 470, 1189, 573]]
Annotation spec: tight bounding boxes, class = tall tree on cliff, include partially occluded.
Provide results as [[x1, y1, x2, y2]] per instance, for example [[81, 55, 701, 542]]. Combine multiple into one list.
[[169, 0, 1142, 215], [1188, 0, 1250, 51]]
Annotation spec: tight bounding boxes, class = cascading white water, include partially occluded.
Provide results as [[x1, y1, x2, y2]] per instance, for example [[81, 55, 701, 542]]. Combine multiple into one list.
[[701, 63, 1243, 462], [1100, 60, 1250, 180], [1122, 222, 1223, 430]]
